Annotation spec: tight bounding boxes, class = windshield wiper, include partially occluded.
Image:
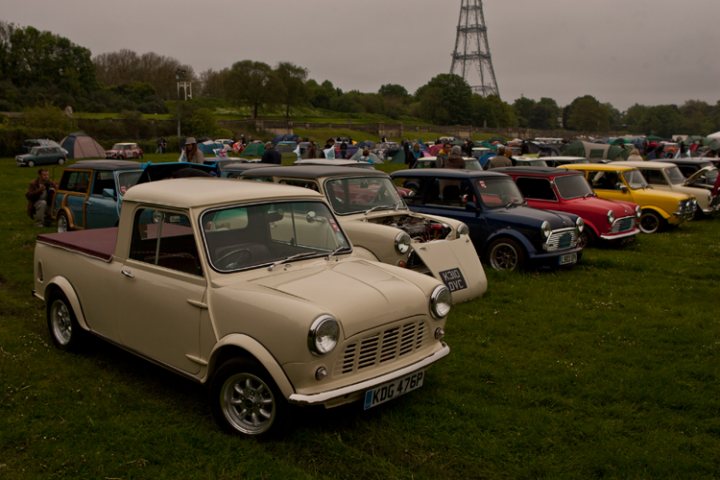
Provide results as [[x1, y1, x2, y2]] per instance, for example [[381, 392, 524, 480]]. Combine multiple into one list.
[[268, 251, 321, 271], [364, 205, 395, 215], [327, 245, 351, 260]]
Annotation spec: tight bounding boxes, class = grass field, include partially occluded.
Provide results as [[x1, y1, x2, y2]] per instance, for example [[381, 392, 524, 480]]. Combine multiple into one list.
[[1, 155, 719, 479]]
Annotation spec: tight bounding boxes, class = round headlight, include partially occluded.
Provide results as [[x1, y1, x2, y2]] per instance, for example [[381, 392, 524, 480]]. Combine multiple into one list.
[[457, 223, 470, 236], [308, 315, 339, 355], [576, 216, 585, 232], [541, 220, 551, 238], [430, 285, 452, 319], [395, 232, 412, 254], [606, 210, 615, 225]]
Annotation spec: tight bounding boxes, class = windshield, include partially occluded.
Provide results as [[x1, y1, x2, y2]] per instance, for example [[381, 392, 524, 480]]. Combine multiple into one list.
[[325, 177, 405, 215], [464, 159, 483, 170], [665, 166, 686, 185], [202, 201, 350, 272], [623, 169, 648, 189], [117, 171, 142, 196], [555, 175, 594, 199], [475, 177, 525, 209]]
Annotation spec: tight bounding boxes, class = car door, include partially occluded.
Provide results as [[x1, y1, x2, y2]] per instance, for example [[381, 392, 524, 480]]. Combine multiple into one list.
[[587, 170, 632, 203], [114, 207, 207, 375], [86, 170, 135, 228], [60, 169, 92, 228]]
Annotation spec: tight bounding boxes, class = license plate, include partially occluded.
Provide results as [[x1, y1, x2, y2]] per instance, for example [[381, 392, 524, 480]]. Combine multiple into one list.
[[363, 370, 425, 410], [559, 253, 577, 265], [439, 268, 467, 292]]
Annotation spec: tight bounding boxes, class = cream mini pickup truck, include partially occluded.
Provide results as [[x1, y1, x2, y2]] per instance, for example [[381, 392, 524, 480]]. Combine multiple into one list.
[[33, 178, 452, 437]]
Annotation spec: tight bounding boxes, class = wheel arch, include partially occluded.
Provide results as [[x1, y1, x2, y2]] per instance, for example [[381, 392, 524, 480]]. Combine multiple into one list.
[[483, 229, 533, 256], [207, 335, 294, 399], [44, 277, 89, 331], [640, 205, 671, 220]]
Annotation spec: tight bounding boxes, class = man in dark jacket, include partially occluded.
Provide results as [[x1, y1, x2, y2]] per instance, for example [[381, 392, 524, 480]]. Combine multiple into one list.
[[261, 142, 282, 164], [26, 168, 57, 227]]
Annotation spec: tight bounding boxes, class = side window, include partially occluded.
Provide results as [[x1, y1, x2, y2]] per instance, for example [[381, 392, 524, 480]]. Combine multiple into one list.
[[59, 171, 91, 193], [129, 208, 202, 276], [92, 171, 116, 195], [516, 177, 557, 200], [394, 177, 422, 205], [279, 179, 320, 192], [590, 171, 620, 190], [642, 169, 664, 185]]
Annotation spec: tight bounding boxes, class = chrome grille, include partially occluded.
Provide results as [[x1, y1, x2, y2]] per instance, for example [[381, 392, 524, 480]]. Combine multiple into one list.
[[545, 228, 577, 251], [337, 320, 427, 375], [611, 216, 636, 233]]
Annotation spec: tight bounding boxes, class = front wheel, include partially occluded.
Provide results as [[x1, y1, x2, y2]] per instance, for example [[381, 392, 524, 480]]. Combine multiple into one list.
[[639, 210, 664, 234], [47, 291, 85, 351], [27, 160, 35, 168], [57, 158, 65, 166], [210, 358, 287, 437], [485, 238, 526, 271]]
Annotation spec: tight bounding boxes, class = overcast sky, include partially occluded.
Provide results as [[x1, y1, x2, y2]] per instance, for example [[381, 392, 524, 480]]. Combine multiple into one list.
[[2, 0, 718, 110]]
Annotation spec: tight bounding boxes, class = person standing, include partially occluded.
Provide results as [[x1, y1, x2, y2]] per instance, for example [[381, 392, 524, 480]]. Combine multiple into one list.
[[261, 142, 282, 164], [25, 168, 57, 227], [306, 140, 318, 158], [446, 145, 465, 169], [179, 137, 206, 163]]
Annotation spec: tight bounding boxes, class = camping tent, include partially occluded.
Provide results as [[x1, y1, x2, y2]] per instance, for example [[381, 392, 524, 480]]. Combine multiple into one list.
[[707, 131, 720, 141], [60, 132, 106, 159], [561, 140, 628, 161]]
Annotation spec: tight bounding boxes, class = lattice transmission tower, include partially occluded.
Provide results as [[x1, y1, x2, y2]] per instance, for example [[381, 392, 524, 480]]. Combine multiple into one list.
[[450, 0, 499, 97]]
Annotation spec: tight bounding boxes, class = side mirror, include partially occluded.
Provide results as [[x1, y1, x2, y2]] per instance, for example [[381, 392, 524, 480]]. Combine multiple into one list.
[[618, 184, 628, 193]]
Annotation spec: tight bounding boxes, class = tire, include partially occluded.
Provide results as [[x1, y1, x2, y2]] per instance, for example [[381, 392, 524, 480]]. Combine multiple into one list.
[[47, 290, 85, 351], [57, 212, 70, 232], [210, 358, 286, 437], [57, 158, 65, 166], [27, 160, 35, 167], [485, 238, 526, 272], [639, 210, 664, 234]]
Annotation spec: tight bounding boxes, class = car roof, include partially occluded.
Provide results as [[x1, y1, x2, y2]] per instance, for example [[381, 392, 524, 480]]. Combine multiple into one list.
[[391, 168, 509, 179], [241, 165, 388, 179], [657, 158, 715, 166], [493, 166, 581, 176], [615, 160, 672, 169], [68, 159, 142, 170], [561, 163, 636, 172], [124, 178, 323, 208]]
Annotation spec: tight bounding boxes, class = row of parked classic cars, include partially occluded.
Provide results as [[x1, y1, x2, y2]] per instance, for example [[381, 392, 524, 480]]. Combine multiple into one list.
[[34, 154, 718, 437]]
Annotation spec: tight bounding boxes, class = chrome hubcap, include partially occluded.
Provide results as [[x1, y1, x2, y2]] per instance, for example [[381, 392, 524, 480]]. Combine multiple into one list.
[[51, 301, 72, 345]]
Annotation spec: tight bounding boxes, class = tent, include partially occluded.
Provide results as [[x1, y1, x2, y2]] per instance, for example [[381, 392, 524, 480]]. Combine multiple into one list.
[[60, 132, 106, 159], [707, 131, 720, 141], [561, 140, 628, 161]]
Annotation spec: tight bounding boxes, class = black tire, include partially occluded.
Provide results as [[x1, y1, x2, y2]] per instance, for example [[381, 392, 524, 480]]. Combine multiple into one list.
[[47, 290, 85, 351], [27, 160, 35, 168], [639, 210, 664, 234], [485, 237, 526, 271], [57, 157, 65, 166], [56, 212, 70, 232], [209, 358, 287, 437]]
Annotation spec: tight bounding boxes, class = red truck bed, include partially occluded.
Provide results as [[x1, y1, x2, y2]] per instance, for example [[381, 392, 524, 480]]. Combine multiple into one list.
[[37, 228, 118, 262]]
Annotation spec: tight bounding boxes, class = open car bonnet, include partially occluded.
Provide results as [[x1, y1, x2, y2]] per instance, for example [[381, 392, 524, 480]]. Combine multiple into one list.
[[684, 166, 716, 186]]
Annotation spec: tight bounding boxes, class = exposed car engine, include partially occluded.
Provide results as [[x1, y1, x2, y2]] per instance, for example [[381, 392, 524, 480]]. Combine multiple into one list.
[[368, 214, 452, 242]]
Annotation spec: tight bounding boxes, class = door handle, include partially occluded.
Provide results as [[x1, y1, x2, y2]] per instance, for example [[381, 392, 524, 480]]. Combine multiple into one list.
[[121, 267, 134, 278]]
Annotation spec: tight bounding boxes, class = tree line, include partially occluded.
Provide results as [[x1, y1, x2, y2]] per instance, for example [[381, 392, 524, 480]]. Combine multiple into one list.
[[1, 21, 719, 137]]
